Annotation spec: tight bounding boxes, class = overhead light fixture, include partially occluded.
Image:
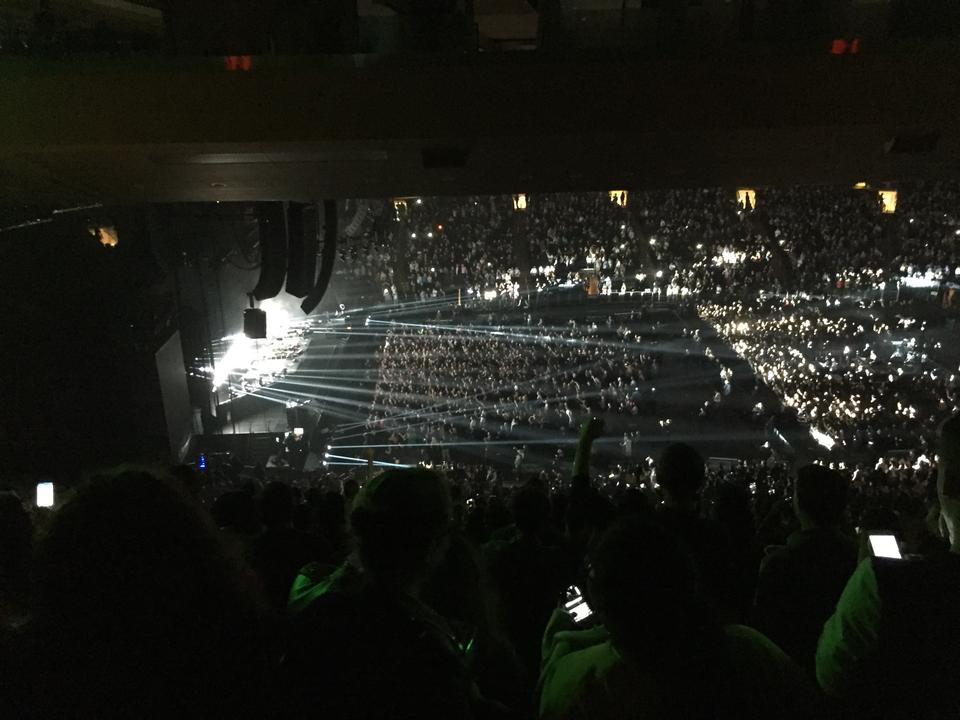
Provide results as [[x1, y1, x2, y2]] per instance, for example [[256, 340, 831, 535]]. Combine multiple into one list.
[[88, 225, 119, 248], [736, 188, 756, 210], [879, 189, 898, 214], [853, 181, 868, 190]]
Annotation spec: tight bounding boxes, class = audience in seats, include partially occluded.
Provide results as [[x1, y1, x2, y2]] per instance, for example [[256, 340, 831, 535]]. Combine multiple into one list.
[[1, 415, 959, 718]]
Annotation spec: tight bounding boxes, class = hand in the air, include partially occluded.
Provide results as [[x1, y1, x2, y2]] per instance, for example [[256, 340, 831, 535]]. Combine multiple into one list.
[[580, 417, 605, 442]]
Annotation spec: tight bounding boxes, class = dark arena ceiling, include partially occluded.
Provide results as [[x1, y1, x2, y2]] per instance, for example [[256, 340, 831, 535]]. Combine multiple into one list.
[[1, 45, 960, 205]]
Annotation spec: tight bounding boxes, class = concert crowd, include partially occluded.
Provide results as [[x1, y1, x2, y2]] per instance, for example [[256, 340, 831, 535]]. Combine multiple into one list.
[[2, 417, 959, 719], [340, 182, 960, 302], [3, 183, 960, 719]]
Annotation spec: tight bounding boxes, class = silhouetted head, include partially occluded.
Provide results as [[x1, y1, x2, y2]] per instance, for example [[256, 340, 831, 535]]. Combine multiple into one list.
[[512, 483, 551, 537], [350, 468, 451, 592], [211, 488, 260, 535], [794, 465, 849, 529], [32, 469, 267, 716], [657, 443, 705, 510], [260, 481, 294, 527], [588, 518, 715, 667]]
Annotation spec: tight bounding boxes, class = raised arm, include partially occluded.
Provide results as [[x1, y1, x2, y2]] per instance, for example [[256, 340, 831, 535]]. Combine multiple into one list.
[[572, 417, 604, 483]]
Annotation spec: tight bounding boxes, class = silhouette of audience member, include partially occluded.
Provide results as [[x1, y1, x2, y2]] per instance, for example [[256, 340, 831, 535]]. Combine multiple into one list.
[[313, 485, 352, 560], [343, 476, 360, 510], [283, 468, 481, 719], [485, 483, 574, 683], [0, 492, 32, 630], [710, 481, 762, 621], [539, 518, 817, 720], [655, 443, 736, 619], [817, 415, 960, 719], [212, 487, 261, 536], [251, 481, 333, 611], [423, 531, 529, 712], [753, 465, 857, 673], [20, 470, 273, 718]]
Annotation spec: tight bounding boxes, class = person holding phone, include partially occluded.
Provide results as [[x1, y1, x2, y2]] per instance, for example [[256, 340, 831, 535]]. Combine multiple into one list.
[[539, 519, 817, 720], [816, 414, 960, 719]]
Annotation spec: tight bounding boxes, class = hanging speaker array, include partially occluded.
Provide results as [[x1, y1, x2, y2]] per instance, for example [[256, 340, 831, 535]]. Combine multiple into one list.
[[249, 200, 335, 314]]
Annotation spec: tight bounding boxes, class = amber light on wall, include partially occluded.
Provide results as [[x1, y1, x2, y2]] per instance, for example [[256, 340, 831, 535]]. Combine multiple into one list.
[[879, 190, 898, 214], [608, 190, 628, 207], [90, 225, 119, 247]]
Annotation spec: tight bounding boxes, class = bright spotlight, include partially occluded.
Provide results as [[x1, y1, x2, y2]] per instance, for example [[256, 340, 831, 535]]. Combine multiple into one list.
[[258, 298, 294, 336], [214, 334, 257, 387]]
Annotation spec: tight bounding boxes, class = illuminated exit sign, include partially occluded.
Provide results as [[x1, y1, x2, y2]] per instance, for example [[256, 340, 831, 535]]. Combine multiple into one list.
[[830, 38, 861, 55]]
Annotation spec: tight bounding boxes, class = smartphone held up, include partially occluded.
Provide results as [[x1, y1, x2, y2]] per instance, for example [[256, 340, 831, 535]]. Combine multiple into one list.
[[563, 585, 594, 624], [868, 534, 903, 559]]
